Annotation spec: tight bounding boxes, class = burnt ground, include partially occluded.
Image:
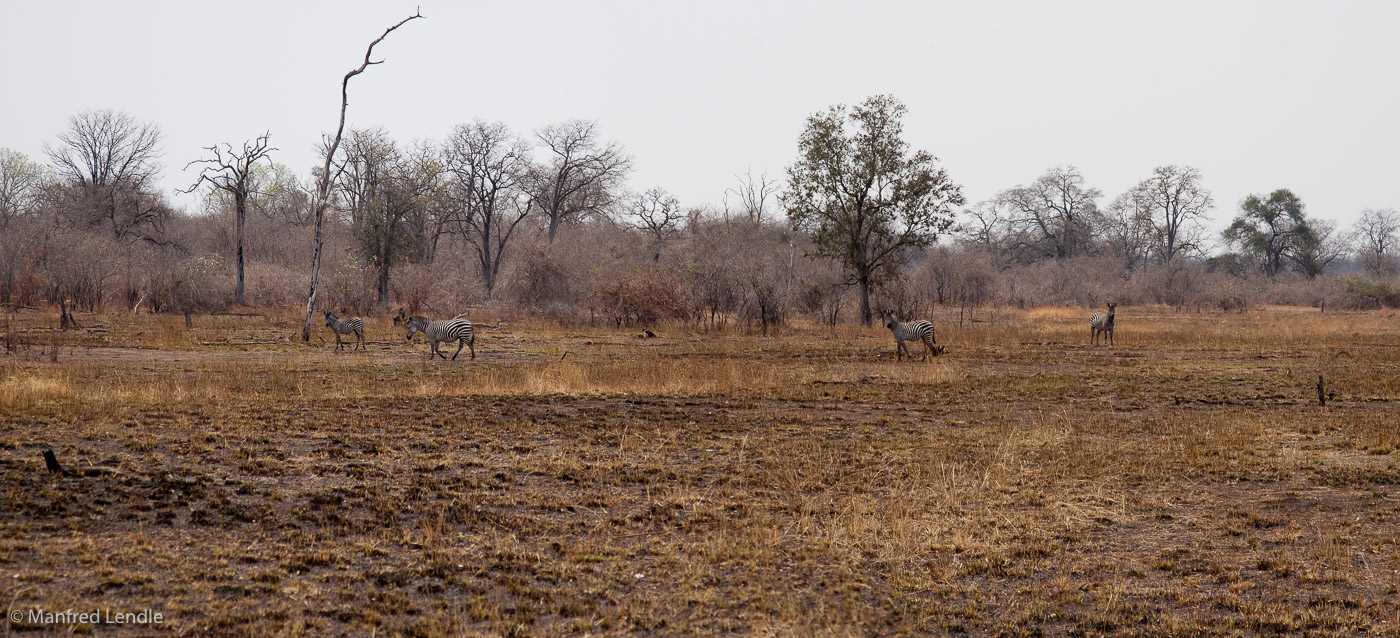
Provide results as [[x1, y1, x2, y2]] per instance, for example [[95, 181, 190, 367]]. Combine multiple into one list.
[[1, 309, 1399, 636]]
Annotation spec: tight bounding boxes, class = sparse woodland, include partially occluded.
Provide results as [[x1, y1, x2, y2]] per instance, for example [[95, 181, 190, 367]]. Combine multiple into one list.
[[3, 100, 1399, 327]]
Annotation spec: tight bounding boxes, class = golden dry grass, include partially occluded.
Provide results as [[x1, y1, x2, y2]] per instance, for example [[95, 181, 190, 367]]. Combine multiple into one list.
[[1, 305, 1398, 636]]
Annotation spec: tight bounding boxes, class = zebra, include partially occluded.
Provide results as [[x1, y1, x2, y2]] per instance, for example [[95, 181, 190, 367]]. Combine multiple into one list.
[[1090, 302, 1116, 346], [883, 311, 944, 361], [323, 311, 365, 351], [405, 316, 475, 360]]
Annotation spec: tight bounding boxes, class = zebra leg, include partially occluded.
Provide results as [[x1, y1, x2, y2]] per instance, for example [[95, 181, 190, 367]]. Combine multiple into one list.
[[434, 340, 448, 360], [356, 328, 365, 351], [335, 333, 343, 351], [450, 340, 464, 360], [468, 336, 476, 360]]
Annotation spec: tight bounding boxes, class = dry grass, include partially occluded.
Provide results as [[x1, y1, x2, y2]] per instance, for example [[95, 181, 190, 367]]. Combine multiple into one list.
[[1, 305, 1399, 636]]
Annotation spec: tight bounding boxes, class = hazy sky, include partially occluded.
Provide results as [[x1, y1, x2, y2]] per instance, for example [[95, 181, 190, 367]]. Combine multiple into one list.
[[3, 1, 1397, 243]]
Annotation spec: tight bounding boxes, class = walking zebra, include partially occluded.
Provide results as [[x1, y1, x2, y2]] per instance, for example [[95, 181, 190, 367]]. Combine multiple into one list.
[[405, 316, 475, 360], [1090, 302, 1116, 346], [323, 311, 365, 351], [883, 312, 944, 361]]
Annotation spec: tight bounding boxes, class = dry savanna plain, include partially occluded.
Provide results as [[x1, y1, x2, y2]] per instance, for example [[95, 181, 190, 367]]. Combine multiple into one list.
[[1, 305, 1398, 637]]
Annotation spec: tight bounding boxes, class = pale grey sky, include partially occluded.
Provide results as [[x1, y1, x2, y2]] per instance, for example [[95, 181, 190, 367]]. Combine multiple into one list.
[[3, 1, 1397, 242]]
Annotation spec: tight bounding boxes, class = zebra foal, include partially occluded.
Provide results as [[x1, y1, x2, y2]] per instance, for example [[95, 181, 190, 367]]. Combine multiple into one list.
[[323, 311, 365, 351], [1090, 302, 1116, 346], [883, 312, 944, 361], [405, 316, 475, 360]]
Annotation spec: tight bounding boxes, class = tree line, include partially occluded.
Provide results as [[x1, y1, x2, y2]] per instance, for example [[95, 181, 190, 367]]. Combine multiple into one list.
[[3, 95, 1399, 331]]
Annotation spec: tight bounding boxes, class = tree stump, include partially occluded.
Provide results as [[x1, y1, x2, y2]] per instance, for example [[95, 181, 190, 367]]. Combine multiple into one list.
[[43, 449, 62, 474]]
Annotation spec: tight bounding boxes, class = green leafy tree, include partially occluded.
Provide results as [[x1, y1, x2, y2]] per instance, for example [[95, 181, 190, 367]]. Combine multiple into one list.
[[783, 95, 964, 325], [1223, 188, 1321, 277]]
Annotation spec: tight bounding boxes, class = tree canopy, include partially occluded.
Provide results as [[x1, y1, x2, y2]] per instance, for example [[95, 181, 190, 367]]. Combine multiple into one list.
[[1223, 188, 1325, 278], [783, 94, 964, 325]]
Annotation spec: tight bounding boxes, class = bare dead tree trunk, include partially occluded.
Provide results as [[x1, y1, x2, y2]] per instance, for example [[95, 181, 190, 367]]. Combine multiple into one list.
[[301, 11, 424, 341], [235, 190, 247, 304]]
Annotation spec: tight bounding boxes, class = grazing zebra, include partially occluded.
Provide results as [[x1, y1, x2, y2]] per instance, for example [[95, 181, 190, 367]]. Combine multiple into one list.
[[405, 316, 475, 360], [323, 311, 365, 351], [1090, 302, 1116, 346], [883, 311, 944, 361]]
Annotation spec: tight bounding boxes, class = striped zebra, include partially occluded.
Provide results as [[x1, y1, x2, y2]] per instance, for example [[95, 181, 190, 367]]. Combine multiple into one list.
[[1090, 302, 1116, 346], [323, 311, 365, 351], [883, 312, 944, 361], [405, 316, 475, 360]]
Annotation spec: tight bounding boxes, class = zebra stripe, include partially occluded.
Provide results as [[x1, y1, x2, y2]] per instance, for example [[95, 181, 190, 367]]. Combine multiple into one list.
[[323, 311, 365, 351], [1090, 302, 1116, 346], [405, 316, 475, 360], [883, 312, 943, 361]]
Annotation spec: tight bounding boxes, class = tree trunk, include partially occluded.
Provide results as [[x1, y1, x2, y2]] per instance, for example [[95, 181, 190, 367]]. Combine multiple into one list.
[[546, 214, 560, 245], [301, 217, 325, 341], [299, 10, 423, 341], [235, 193, 246, 305], [377, 236, 391, 308], [858, 273, 872, 326]]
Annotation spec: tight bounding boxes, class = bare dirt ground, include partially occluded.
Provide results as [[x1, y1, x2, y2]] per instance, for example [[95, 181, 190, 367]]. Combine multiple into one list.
[[1, 306, 1398, 636]]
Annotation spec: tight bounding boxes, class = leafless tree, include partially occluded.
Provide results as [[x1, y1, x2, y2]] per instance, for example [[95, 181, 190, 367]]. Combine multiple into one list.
[[1127, 165, 1213, 263], [723, 170, 780, 224], [302, 10, 424, 342], [44, 109, 171, 242], [532, 120, 631, 244], [735, 226, 790, 335], [996, 165, 1101, 261], [442, 120, 534, 296], [629, 187, 684, 251], [1099, 189, 1155, 271], [257, 163, 315, 227], [182, 132, 275, 304], [335, 129, 440, 307], [1352, 207, 1400, 276]]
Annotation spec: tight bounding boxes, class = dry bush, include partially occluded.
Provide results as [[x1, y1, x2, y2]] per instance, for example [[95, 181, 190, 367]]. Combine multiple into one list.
[[0, 217, 45, 306], [500, 231, 601, 319], [794, 257, 850, 328], [1335, 275, 1400, 309], [390, 262, 438, 316], [243, 262, 309, 307], [996, 256, 1116, 307], [37, 232, 122, 311], [592, 267, 690, 327], [1259, 272, 1339, 308], [320, 250, 377, 315]]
